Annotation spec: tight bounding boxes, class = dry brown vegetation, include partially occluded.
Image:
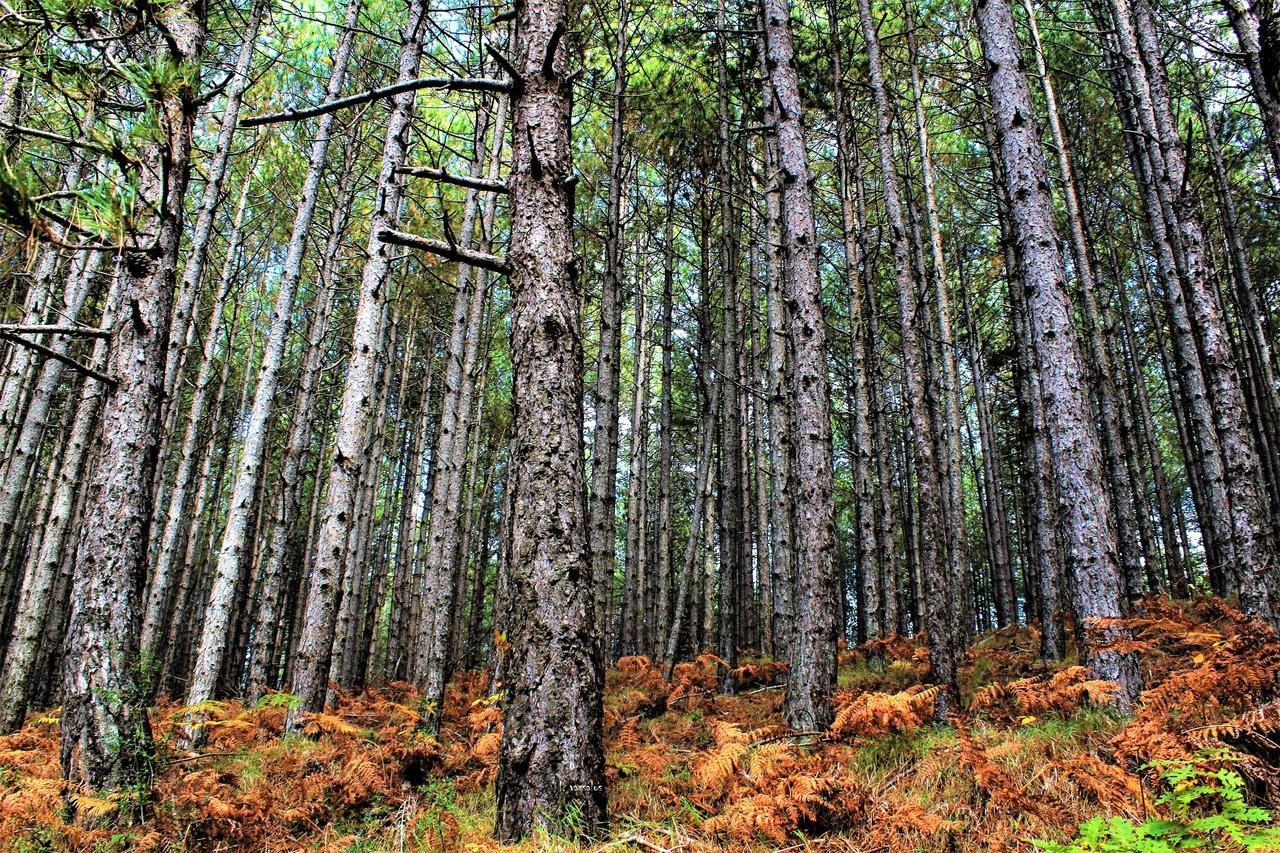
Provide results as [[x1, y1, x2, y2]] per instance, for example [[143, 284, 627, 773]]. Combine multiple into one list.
[[2, 596, 1278, 851]]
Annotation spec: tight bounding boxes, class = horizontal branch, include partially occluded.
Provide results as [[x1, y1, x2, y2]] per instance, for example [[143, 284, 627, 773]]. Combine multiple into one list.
[[0, 122, 116, 157], [242, 77, 511, 128], [395, 165, 508, 194], [0, 323, 112, 338], [0, 330, 115, 388], [377, 228, 509, 275]]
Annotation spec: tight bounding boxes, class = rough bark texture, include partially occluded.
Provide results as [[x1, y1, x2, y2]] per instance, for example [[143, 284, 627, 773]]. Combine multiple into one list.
[[61, 3, 204, 796], [492, 0, 607, 838], [762, 0, 838, 731], [977, 0, 1141, 707]]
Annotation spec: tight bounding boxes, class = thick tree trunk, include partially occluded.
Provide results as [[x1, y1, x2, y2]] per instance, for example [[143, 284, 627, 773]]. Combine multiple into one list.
[[61, 3, 204, 796], [1025, 0, 1145, 601], [761, 0, 838, 731], [492, 0, 607, 838]]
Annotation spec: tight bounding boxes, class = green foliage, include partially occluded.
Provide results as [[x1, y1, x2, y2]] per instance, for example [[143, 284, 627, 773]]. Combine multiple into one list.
[[1035, 752, 1280, 852], [0, 158, 39, 234], [256, 691, 303, 711]]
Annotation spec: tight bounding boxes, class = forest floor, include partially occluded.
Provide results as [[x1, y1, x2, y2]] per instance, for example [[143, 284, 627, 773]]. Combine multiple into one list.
[[2, 596, 1279, 852]]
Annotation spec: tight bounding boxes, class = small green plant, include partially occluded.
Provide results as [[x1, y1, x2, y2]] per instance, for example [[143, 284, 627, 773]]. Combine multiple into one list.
[[413, 778, 459, 850], [1035, 750, 1280, 851]]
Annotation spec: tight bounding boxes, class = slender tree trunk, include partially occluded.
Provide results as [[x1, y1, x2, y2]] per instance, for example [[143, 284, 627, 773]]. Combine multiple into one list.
[[826, 0, 879, 647], [244, 164, 352, 704], [0, 269, 117, 733], [414, 86, 503, 726], [962, 285, 1016, 626], [655, 174, 676, 660], [284, 0, 430, 724], [142, 167, 253, 660], [977, 0, 1140, 706], [161, 0, 269, 419], [588, 0, 631, 654], [621, 279, 650, 657], [905, 1, 972, 645], [188, 0, 364, 720], [858, 0, 955, 714]]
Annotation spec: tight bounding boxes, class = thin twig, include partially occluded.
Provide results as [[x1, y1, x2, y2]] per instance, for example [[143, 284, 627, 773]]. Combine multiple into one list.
[[0, 323, 111, 338]]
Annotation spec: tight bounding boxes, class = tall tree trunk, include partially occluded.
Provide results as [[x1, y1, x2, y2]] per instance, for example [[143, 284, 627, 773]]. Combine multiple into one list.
[[962, 285, 1016, 627], [588, 0, 630, 654], [857, 0, 955, 714], [1025, 0, 1145, 601], [284, 0, 429, 724], [188, 0, 364, 719], [161, 0, 270, 418], [905, 0, 972, 644], [413, 87, 502, 726], [976, 0, 1140, 706], [142, 166, 253, 661], [621, 278, 650, 657], [244, 161, 353, 704], [761, 0, 837, 731], [655, 174, 676, 660], [826, 0, 879, 647], [61, 3, 204, 796], [1107, 0, 1276, 619], [0, 269, 117, 733], [492, 0, 607, 837]]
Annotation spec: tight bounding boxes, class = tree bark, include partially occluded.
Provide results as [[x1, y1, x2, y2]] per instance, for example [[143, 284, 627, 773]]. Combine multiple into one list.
[[492, 0, 607, 837], [61, 1, 204, 797], [284, 0, 430, 725], [761, 0, 838, 731], [976, 0, 1141, 707]]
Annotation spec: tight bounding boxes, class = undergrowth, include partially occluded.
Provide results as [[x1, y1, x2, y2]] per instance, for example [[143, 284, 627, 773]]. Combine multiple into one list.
[[1, 596, 1278, 850]]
